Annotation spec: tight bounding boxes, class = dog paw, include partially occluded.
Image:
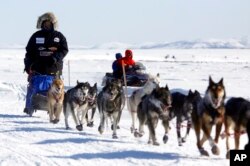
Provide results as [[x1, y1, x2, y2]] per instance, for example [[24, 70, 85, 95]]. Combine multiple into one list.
[[199, 148, 209, 156], [178, 143, 183, 146], [134, 130, 143, 138], [134, 131, 139, 137], [76, 124, 83, 131], [153, 141, 160, 146], [52, 119, 59, 124], [65, 126, 71, 130], [181, 137, 186, 143], [226, 150, 230, 159], [112, 134, 118, 139], [163, 135, 168, 144], [87, 122, 94, 127], [130, 127, 135, 133], [98, 126, 104, 134], [211, 145, 220, 155]]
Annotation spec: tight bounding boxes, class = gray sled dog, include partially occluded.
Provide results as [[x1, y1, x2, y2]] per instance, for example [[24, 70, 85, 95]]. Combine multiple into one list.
[[85, 83, 98, 127], [97, 79, 125, 139], [63, 81, 91, 131], [223, 97, 250, 159], [128, 73, 160, 133], [135, 85, 172, 145], [192, 76, 226, 156], [169, 90, 201, 146]]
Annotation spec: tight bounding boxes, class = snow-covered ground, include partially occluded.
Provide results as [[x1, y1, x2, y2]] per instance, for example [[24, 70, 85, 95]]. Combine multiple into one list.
[[0, 48, 249, 166]]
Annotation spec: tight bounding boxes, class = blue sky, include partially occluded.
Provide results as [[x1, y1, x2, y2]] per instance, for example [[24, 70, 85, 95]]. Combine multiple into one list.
[[0, 0, 249, 46]]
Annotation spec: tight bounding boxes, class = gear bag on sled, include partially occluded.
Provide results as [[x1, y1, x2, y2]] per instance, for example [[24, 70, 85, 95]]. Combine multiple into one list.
[[25, 75, 55, 116]]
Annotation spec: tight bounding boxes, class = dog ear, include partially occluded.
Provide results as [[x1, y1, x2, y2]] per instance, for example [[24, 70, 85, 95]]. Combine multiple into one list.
[[85, 82, 90, 87], [77, 80, 79, 85], [157, 73, 160, 78], [188, 89, 193, 96], [218, 78, 224, 85], [165, 84, 169, 91], [93, 83, 97, 89], [209, 76, 214, 86], [194, 90, 200, 95]]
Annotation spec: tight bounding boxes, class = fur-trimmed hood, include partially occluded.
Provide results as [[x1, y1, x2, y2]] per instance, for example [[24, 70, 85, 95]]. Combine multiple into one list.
[[36, 12, 58, 30]]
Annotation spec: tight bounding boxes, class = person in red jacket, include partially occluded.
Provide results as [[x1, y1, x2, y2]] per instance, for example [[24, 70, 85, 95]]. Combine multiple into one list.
[[115, 49, 135, 78], [119, 49, 135, 69]]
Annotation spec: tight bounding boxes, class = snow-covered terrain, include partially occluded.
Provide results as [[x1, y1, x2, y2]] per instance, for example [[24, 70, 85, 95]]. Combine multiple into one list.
[[0, 48, 249, 166]]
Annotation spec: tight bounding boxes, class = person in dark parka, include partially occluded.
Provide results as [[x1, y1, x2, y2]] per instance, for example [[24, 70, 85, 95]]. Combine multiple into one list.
[[23, 12, 68, 114], [24, 12, 68, 76]]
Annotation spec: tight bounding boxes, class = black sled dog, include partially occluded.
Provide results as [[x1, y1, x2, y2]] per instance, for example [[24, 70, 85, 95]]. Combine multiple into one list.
[[170, 90, 201, 146], [223, 97, 250, 158]]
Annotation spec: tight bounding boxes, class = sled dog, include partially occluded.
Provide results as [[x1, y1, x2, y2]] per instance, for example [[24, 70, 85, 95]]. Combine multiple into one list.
[[170, 90, 201, 146], [47, 79, 64, 124], [63, 81, 90, 131], [85, 83, 98, 127], [192, 76, 226, 156], [129, 74, 160, 133], [223, 97, 250, 158], [136, 85, 172, 145], [97, 79, 124, 139], [245, 120, 250, 152]]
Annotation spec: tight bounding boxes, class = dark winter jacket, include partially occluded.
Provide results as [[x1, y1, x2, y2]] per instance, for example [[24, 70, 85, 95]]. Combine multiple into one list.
[[24, 29, 68, 75], [112, 53, 123, 71]]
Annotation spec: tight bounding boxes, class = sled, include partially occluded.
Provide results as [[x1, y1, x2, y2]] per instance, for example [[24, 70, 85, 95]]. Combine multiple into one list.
[[102, 62, 149, 87], [25, 75, 55, 116]]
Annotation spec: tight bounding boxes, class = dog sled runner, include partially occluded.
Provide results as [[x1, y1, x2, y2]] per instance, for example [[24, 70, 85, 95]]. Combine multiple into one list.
[[25, 75, 55, 116], [102, 62, 149, 87]]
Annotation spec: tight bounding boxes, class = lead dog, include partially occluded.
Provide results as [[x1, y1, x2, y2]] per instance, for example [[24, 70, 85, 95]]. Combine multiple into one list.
[[47, 79, 64, 124], [170, 90, 201, 146], [129, 74, 160, 133], [192, 76, 226, 156], [135, 85, 172, 145], [63, 81, 90, 131], [223, 97, 250, 158], [97, 79, 124, 139]]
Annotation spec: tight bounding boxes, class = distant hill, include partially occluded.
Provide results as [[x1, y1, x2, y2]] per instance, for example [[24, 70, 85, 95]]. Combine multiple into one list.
[[1, 39, 249, 49], [92, 39, 249, 49]]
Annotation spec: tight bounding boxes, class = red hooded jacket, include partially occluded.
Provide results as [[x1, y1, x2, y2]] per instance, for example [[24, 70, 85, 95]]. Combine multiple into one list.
[[118, 49, 135, 66]]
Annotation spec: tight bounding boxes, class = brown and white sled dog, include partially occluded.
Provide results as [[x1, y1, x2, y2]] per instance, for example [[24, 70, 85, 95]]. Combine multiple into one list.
[[128, 73, 160, 133], [63, 81, 90, 131], [47, 79, 64, 124], [192, 76, 226, 156], [223, 97, 250, 159], [135, 85, 172, 145]]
